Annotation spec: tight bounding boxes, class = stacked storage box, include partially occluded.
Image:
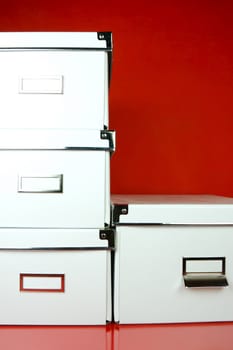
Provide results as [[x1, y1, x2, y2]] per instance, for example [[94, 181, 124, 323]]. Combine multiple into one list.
[[112, 194, 233, 324], [0, 32, 114, 325]]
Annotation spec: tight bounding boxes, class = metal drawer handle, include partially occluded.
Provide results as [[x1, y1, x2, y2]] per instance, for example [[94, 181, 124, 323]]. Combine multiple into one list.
[[183, 257, 228, 288], [18, 174, 63, 193]]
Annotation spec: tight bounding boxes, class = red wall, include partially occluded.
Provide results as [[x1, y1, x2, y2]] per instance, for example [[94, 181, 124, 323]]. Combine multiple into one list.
[[1, 0, 233, 196]]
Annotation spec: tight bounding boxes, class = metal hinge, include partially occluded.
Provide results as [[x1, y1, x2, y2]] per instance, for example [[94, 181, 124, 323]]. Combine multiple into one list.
[[100, 130, 116, 153], [112, 204, 128, 224], [99, 228, 115, 250]]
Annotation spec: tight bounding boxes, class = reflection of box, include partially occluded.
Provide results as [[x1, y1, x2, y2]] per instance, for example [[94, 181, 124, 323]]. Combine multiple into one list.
[[0, 228, 113, 325], [0, 32, 111, 129], [112, 195, 233, 324]]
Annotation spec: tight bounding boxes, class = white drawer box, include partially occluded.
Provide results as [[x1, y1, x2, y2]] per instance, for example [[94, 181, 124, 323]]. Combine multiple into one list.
[[0, 228, 113, 325], [0, 32, 111, 129], [112, 195, 233, 324], [0, 149, 110, 228]]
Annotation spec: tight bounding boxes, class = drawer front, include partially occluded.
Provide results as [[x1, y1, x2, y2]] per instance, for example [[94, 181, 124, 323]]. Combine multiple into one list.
[[115, 225, 233, 323], [0, 248, 110, 324], [0, 150, 109, 228], [0, 50, 108, 129]]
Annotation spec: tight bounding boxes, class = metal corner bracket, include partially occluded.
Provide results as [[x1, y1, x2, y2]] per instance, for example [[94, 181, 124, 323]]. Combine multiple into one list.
[[97, 32, 112, 50], [99, 228, 115, 250], [100, 130, 116, 153], [112, 204, 128, 224]]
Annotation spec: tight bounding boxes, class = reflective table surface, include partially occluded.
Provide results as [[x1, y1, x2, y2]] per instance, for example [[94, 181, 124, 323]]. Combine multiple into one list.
[[1, 322, 233, 350]]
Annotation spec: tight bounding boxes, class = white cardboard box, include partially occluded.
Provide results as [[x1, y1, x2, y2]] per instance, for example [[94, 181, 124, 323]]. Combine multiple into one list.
[[0, 32, 112, 129], [112, 194, 233, 324], [0, 228, 113, 325], [0, 130, 113, 228]]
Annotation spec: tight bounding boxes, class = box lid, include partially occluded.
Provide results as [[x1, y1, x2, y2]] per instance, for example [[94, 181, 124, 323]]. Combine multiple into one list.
[[0, 228, 114, 250], [111, 194, 233, 224], [0, 32, 112, 49], [0, 129, 115, 151]]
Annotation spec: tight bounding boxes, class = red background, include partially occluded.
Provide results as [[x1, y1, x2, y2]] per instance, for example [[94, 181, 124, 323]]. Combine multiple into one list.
[[1, 0, 233, 196]]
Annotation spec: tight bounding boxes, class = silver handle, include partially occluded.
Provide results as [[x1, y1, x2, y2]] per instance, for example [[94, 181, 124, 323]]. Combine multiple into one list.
[[183, 273, 228, 288], [183, 257, 228, 288]]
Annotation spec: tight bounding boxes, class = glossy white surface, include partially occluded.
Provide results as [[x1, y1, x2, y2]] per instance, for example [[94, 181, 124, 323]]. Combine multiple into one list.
[[114, 225, 233, 324], [112, 194, 233, 224], [0, 50, 108, 129], [0, 150, 110, 227]]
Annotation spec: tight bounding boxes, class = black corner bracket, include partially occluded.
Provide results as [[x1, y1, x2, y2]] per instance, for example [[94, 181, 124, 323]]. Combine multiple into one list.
[[97, 32, 112, 50], [112, 204, 128, 224], [100, 130, 116, 153], [99, 228, 115, 250]]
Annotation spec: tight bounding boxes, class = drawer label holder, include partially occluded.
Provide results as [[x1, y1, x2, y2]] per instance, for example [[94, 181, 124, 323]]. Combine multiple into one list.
[[20, 273, 65, 293], [18, 174, 63, 193]]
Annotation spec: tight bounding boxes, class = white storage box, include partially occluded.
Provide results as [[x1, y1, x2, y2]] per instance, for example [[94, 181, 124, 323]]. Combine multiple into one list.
[[112, 194, 233, 324], [0, 32, 111, 129], [0, 129, 114, 228], [0, 228, 113, 325]]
